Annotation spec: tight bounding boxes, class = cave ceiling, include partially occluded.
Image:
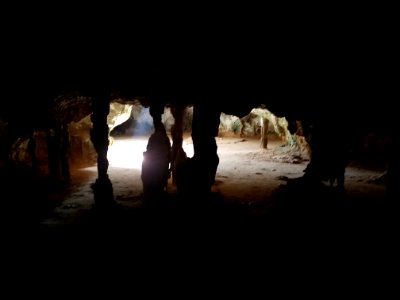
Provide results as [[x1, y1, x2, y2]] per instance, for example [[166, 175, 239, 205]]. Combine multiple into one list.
[[1, 25, 394, 127]]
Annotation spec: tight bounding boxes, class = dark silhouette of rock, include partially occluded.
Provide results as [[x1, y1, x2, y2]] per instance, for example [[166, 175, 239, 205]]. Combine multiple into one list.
[[141, 122, 171, 198]]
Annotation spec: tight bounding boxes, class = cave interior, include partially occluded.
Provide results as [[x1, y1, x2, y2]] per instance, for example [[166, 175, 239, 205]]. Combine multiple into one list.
[[1, 29, 398, 273]]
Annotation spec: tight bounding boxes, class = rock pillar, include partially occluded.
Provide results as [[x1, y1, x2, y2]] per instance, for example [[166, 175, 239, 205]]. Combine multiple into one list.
[[90, 93, 114, 207], [260, 117, 269, 149], [190, 103, 221, 194], [170, 103, 186, 184]]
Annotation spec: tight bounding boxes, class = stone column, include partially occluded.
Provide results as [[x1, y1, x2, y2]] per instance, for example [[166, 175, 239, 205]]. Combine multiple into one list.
[[141, 103, 171, 199], [170, 103, 186, 184], [90, 93, 114, 207], [190, 103, 221, 194], [149, 103, 164, 128], [260, 117, 269, 149]]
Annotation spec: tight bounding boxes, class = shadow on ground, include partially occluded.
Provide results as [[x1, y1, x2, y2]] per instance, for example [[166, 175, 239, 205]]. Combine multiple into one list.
[[13, 178, 393, 254]]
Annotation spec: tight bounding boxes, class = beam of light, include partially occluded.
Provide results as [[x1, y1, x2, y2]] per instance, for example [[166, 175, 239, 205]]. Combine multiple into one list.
[[107, 137, 149, 169], [132, 107, 153, 136], [182, 140, 194, 158], [107, 136, 195, 170]]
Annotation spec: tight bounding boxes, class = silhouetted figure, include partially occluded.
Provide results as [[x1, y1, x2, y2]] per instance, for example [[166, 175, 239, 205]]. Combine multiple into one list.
[[141, 122, 171, 198]]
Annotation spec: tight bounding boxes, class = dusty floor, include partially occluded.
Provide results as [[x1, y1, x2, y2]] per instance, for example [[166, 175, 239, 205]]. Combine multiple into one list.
[[40, 134, 387, 223], [29, 134, 391, 244], [6, 137, 392, 262], [3, 134, 397, 282]]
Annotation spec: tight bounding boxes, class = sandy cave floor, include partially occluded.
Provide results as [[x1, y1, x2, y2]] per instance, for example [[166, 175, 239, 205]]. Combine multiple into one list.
[[5, 133, 398, 270], [36, 134, 390, 233], [2, 135, 396, 293]]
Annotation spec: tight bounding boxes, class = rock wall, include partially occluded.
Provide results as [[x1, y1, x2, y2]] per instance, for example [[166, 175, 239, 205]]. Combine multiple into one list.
[[8, 97, 135, 172], [218, 107, 291, 140]]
